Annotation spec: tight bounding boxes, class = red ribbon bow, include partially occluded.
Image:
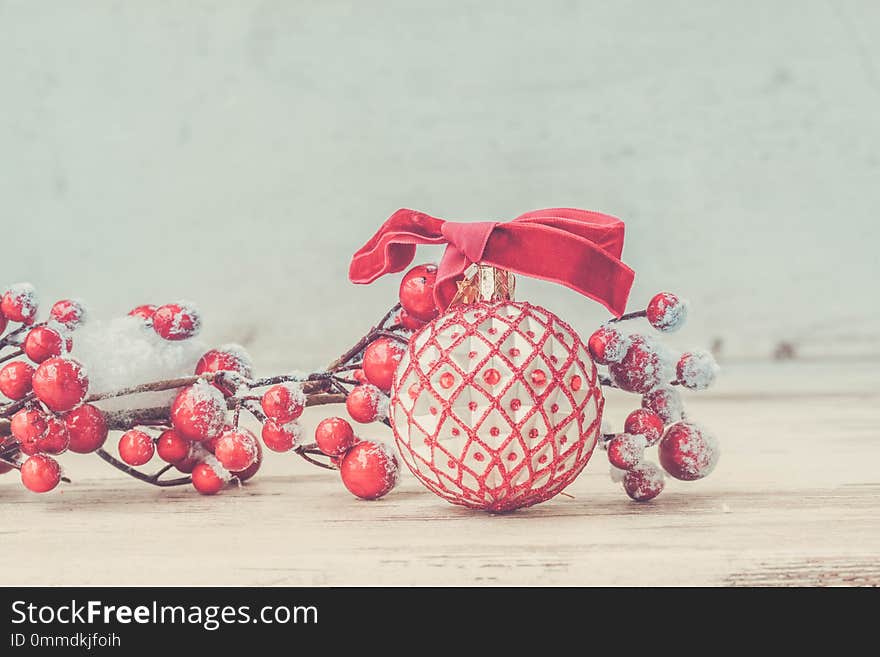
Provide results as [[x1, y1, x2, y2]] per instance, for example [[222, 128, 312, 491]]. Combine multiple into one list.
[[349, 208, 635, 317]]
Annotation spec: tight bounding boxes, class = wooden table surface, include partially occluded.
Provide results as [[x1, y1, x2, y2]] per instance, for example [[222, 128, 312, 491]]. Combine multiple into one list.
[[2, 361, 878, 586]]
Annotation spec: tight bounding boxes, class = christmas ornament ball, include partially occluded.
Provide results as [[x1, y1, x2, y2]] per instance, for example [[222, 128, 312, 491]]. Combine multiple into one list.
[[390, 301, 603, 512]]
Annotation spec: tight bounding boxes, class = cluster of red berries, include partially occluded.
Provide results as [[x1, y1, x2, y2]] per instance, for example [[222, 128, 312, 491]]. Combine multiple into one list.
[[314, 416, 399, 499], [128, 302, 202, 341], [589, 292, 720, 501]]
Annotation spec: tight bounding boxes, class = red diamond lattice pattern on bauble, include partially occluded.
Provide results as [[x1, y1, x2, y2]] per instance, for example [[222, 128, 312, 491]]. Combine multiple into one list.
[[390, 301, 603, 511]]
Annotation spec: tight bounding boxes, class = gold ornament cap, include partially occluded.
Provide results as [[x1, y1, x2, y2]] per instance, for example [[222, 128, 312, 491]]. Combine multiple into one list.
[[448, 264, 516, 308]]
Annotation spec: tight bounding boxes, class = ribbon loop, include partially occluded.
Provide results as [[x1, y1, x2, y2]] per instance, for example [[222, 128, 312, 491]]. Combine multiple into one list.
[[349, 208, 635, 317]]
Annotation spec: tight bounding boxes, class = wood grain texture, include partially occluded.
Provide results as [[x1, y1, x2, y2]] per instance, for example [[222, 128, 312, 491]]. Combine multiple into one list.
[[1, 362, 878, 586]]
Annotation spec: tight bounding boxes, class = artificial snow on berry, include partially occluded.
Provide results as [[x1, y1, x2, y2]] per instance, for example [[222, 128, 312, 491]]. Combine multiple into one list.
[[170, 381, 228, 442], [261, 420, 302, 452], [156, 429, 191, 463], [0, 361, 35, 400], [398, 264, 439, 322], [63, 403, 108, 453], [128, 304, 158, 323], [676, 351, 719, 390], [339, 440, 400, 500], [20, 454, 62, 493], [588, 325, 627, 365], [1, 283, 39, 324], [623, 461, 665, 501], [362, 337, 405, 392], [152, 302, 201, 340], [658, 422, 720, 481], [260, 382, 305, 424], [624, 408, 665, 446], [195, 344, 253, 396], [31, 357, 89, 412], [118, 429, 155, 466], [642, 387, 683, 425], [607, 433, 647, 471], [345, 384, 386, 424], [50, 299, 87, 329], [314, 416, 356, 457], [214, 429, 259, 472], [191, 460, 227, 495], [609, 336, 666, 394], [24, 326, 72, 363], [646, 292, 687, 333]]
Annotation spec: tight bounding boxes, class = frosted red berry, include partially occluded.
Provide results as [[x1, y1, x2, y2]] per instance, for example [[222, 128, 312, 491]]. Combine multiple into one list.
[[0, 361, 35, 400], [676, 351, 718, 390], [214, 429, 259, 471], [1, 283, 39, 324], [345, 384, 384, 424], [642, 387, 683, 425], [63, 403, 108, 453], [11, 408, 48, 455], [362, 337, 405, 392], [646, 292, 687, 333], [50, 299, 86, 329], [231, 440, 262, 482], [24, 326, 71, 363], [314, 416, 356, 456], [31, 357, 89, 412], [128, 304, 157, 323], [399, 264, 439, 322], [152, 303, 201, 340], [170, 382, 227, 442], [260, 383, 305, 424], [609, 337, 664, 394], [156, 429, 190, 463], [396, 309, 426, 331], [339, 440, 400, 500], [607, 433, 646, 471], [623, 461, 665, 502], [118, 429, 155, 466], [191, 461, 226, 495], [195, 345, 253, 396], [20, 454, 62, 493], [659, 422, 720, 481], [588, 326, 627, 365], [261, 419, 301, 452], [36, 416, 70, 455], [624, 408, 665, 446]]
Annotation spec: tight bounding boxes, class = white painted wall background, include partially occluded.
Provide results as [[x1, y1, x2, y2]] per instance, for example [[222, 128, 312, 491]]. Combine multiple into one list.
[[1, 1, 877, 369]]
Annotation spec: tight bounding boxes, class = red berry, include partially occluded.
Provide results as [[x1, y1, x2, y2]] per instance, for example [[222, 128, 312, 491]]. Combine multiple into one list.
[[31, 357, 89, 412], [20, 454, 61, 493], [339, 440, 400, 500], [24, 326, 71, 363], [607, 433, 646, 471], [63, 403, 108, 453], [646, 292, 687, 332], [118, 429, 155, 466], [214, 429, 259, 471], [609, 336, 664, 394], [174, 454, 199, 474], [195, 345, 253, 396], [588, 326, 627, 365], [156, 429, 190, 463], [353, 369, 367, 384], [624, 409, 665, 446], [231, 440, 262, 482], [50, 299, 86, 329], [396, 309, 426, 331], [642, 387, 683, 425], [261, 419, 301, 452], [152, 303, 201, 340], [658, 422, 719, 481], [11, 408, 48, 455], [170, 382, 227, 442], [1, 283, 39, 324], [362, 337, 405, 392], [399, 264, 439, 322], [314, 416, 356, 456], [623, 461, 665, 501], [36, 416, 70, 455], [128, 304, 158, 323], [260, 383, 305, 424], [345, 384, 385, 424], [0, 361, 35, 400], [191, 461, 227, 495], [676, 351, 718, 390]]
